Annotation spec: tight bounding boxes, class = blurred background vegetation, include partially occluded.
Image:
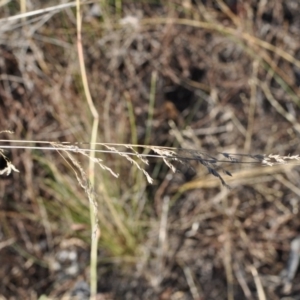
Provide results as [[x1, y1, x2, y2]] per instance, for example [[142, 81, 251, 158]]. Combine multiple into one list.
[[1, 0, 300, 299]]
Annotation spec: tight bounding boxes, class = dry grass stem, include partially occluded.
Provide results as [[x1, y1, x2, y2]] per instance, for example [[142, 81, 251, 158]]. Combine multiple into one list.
[[51, 143, 119, 178], [249, 265, 267, 300], [0, 1, 94, 25], [2, 140, 300, 188], [152, 147, 178, 173], [0, 154, 19, 175], [53, 146, 99, 238], [0, 131, 19, 175], [103, 144, 153, 184]]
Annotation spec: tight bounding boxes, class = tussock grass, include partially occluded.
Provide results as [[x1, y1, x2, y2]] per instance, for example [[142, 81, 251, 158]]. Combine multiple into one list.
[[1, 0, 300, 299]]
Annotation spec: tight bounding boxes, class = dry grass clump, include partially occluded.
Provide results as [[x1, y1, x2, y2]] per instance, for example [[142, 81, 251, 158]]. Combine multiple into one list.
[[1, 0, 300, 299]]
